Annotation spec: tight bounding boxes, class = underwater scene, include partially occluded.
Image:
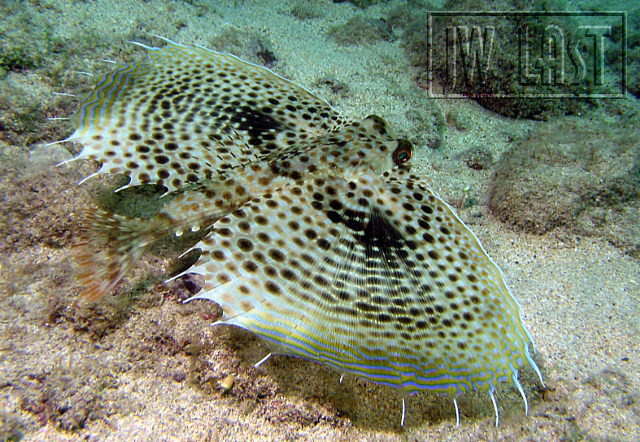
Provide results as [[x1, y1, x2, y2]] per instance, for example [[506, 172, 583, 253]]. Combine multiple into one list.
[[0, 0, 638, 441]]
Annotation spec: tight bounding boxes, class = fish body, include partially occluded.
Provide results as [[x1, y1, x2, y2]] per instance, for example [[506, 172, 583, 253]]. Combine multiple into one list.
[[62, 37, 543, 423]]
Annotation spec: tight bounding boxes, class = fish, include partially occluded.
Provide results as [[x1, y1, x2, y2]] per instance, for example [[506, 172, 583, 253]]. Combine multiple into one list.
[[57, 36, 543, 426]]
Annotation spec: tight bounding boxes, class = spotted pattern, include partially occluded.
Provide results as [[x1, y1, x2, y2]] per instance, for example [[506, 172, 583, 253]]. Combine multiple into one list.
[[189, 168, 536, 393], [70, 39, 347, 193], [69, 38, 542, 403]]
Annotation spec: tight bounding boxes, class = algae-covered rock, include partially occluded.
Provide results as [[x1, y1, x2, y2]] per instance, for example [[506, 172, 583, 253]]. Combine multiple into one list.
[[489, 115, 640, 257], [328, 16, 394, 46], [290, 0, 327, 20], [208, 28, 279, 68], [332, 0, 390, 7]]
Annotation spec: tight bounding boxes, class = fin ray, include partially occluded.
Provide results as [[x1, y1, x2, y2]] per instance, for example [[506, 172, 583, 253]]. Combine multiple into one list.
[[179, 167, 541, 395]]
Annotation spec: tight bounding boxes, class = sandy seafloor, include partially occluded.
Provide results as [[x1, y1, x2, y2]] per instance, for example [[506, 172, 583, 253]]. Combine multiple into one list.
[[1, 0, 639, 441]]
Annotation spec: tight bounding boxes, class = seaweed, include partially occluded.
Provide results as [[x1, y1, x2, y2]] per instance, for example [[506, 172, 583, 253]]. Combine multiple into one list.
[[0, 47, 36, 73]]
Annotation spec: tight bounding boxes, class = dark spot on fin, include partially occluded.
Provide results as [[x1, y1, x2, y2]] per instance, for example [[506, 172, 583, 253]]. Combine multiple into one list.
[[233, 105, 283, 145], [327, 206, 406, 260], [360, 207, 406, 260]]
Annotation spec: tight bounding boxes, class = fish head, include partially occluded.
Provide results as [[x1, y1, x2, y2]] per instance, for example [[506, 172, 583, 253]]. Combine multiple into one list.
[[316, 115, 413, 180]]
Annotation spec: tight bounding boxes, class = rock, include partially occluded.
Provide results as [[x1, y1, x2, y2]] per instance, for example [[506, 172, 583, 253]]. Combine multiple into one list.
[[489, 115, 640, 257]]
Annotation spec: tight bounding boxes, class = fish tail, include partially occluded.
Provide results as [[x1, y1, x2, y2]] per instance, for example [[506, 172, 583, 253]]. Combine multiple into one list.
[[75, 208, 170, 300]]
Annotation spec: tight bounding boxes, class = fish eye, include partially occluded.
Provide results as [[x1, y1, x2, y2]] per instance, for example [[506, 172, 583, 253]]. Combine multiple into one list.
[[392, 140, 412, 166]]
